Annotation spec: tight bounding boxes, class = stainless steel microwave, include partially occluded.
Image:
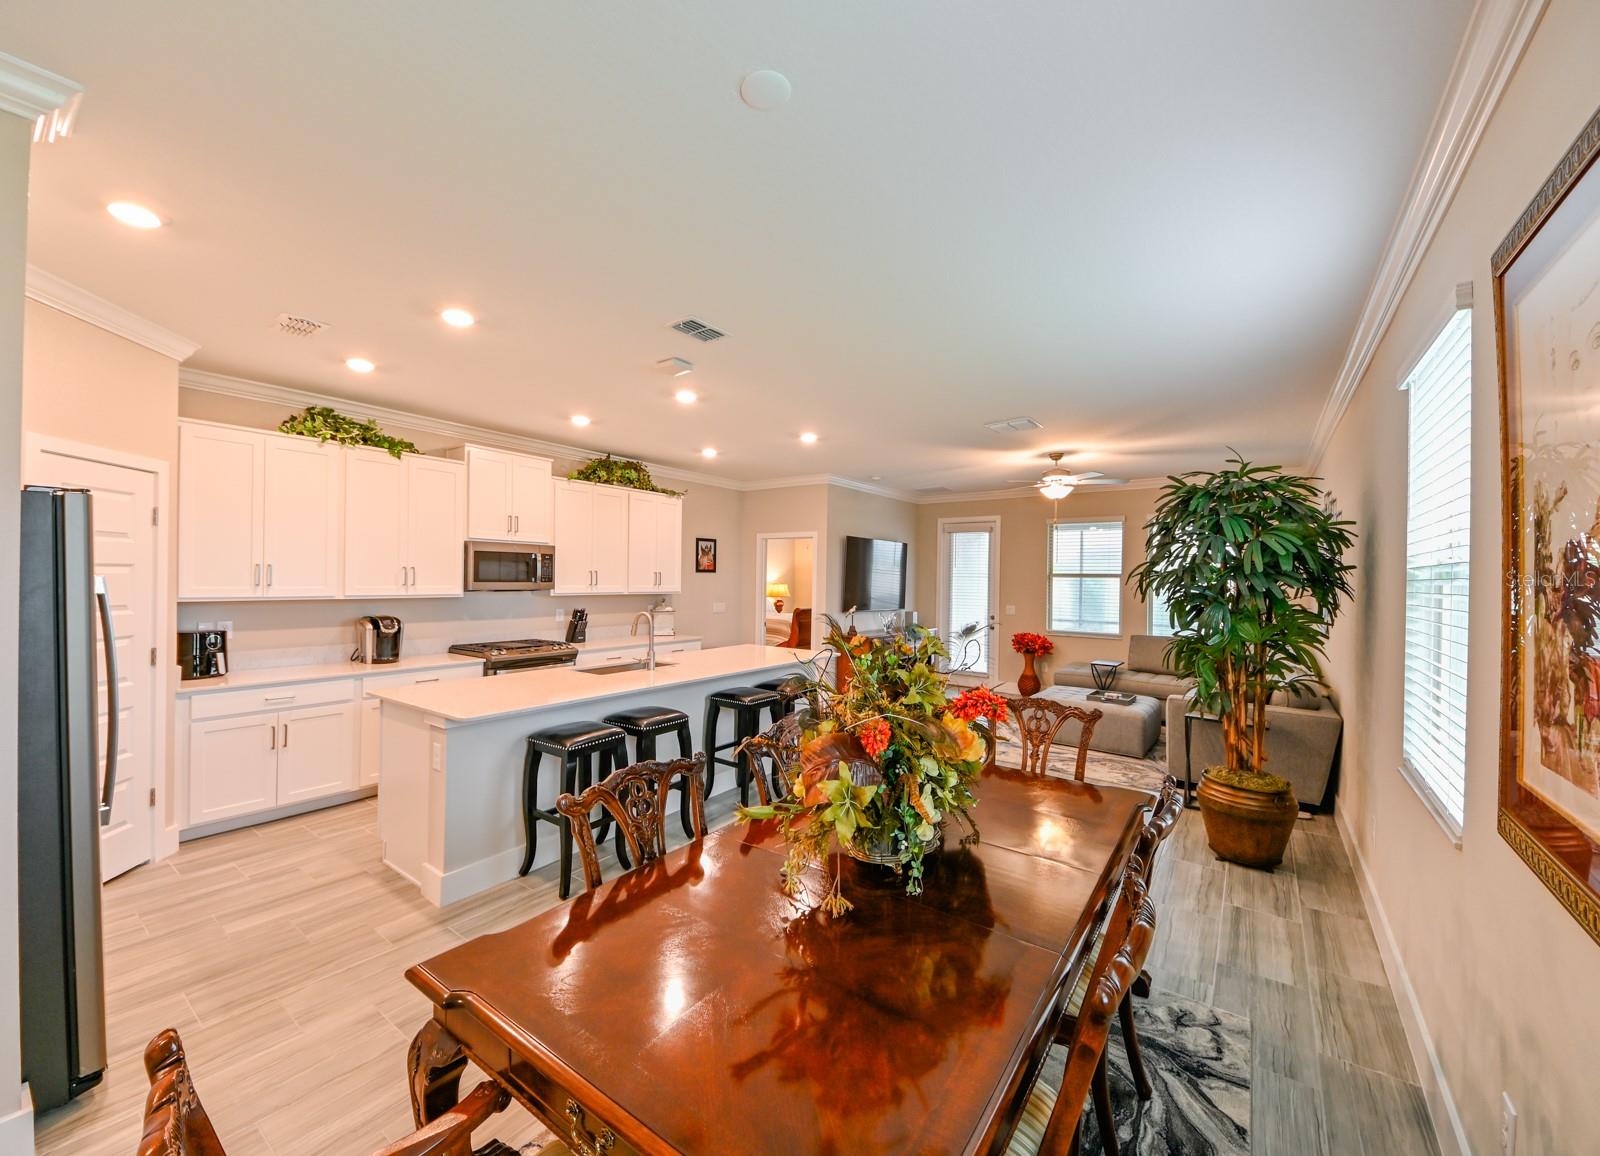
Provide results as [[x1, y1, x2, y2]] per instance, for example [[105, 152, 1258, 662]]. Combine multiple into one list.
[[464, 541, 556, 590]]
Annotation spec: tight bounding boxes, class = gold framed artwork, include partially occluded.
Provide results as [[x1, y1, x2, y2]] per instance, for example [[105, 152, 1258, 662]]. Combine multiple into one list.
[[1494, 102, 1600, 948]]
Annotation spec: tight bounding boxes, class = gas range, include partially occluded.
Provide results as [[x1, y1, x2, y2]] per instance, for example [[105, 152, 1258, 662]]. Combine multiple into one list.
[[448, 638, 578, 676]]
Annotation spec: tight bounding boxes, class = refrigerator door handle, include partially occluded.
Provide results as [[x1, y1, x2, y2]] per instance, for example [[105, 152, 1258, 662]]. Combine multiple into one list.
[[95, 577, 118, 827]]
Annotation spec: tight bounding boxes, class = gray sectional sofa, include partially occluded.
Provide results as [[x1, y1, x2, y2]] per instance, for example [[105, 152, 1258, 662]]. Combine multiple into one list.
[[1053, 634, 1194, 699]]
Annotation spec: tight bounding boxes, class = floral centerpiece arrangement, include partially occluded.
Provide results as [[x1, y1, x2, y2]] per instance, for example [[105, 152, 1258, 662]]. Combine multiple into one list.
[[738, 620, 1004, 915], [1011, 631, 1054, 695]]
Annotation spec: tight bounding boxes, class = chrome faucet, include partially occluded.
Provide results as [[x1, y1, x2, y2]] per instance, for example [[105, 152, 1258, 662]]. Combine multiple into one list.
[[631, 610, 657, 670]]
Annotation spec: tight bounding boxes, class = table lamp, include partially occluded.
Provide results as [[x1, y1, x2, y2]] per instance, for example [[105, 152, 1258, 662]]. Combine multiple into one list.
[[766, 582, 791, 613]]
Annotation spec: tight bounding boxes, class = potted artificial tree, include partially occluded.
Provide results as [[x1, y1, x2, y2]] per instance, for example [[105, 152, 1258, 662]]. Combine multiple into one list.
[[1130, 456, 1354, 868]]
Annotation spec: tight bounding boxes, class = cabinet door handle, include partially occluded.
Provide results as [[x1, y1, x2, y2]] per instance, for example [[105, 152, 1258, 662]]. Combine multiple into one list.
[[514, 514, 520, 533], [410, 565, 417, 587], [270, 725, 276, 751], [264, 695, 297, 704], [254, 563, 261, 588], [507, 514, 513, 533], [416, 677, 439, 684], [282, 723, 289, 748], [266, 563, 273, 588], [401, 566, 409, 588]]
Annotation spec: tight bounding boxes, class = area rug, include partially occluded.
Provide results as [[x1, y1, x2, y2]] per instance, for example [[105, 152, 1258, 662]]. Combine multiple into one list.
[[992, 736, 1171, 794], [1040, 991, 1251, 1156]]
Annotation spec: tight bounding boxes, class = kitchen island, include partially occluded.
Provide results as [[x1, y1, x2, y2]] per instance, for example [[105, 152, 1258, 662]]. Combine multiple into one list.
[[371, 644, 819, 905]]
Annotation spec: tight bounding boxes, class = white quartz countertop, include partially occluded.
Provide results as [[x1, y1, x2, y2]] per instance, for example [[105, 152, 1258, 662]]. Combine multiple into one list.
[[569, 634, 701, 653], [371, 644, 819, 724], [175, 653, 485, 696]]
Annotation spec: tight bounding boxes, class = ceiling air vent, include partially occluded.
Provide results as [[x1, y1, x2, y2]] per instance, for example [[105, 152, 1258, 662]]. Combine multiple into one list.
[[670, 317, 727, 342], [984, 416, 1042, 434], [275, 313, 330, 338]]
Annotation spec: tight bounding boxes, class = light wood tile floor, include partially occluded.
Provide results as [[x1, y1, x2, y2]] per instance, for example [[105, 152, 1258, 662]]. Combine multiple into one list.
[[37, 794, 1439, 1155]]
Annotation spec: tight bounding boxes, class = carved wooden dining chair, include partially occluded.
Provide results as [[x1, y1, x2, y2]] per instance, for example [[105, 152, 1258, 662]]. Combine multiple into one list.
[[738, 712, 804, 805], [555, 755, 707, 892], [1117, 777, 1184, 1101], [1004, 695, 1103, 780], [1005, 861, 1158, 1156], [138, 1027, 516, 1156]]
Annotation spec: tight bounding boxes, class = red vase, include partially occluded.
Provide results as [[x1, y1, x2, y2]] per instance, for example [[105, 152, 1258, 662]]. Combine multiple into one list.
[[1018, 652, 1041, 697]]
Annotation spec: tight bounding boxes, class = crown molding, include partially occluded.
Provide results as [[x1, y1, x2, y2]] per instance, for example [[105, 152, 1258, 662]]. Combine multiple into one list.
[[0, 51, 80, 122], [177, 368, 736, 490], [912, 477, 1169, 505], [26, 266, 200, 361], [742, 473, 920, 502], [1306, 0, 1548, 469]]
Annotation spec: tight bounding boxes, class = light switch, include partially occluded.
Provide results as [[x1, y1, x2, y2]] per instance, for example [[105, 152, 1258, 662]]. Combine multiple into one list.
[[712, 602, 727, 613], [430, 740, 442, 771], [1005, 605, 1016, 616]]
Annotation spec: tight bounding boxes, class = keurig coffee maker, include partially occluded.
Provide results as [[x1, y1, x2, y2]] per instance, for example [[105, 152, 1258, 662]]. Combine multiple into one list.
[[355, 615, 403, 663]]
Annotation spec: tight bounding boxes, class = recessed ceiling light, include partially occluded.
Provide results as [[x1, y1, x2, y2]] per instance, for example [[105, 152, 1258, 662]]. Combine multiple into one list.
[[571, 414, 591, 427], [657, 357, 694, 377], [701, 447, 718, 459], [440, 307, 475, 328], [345, 357, 375, 374], [740, 69, 792, 112], [107, 201, 162, 229], [799, 431, 818, 444], [674, 388, 698, 404]]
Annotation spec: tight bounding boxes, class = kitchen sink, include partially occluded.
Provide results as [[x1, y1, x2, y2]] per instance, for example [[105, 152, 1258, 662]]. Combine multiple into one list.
[[579, 660, 676, 675]]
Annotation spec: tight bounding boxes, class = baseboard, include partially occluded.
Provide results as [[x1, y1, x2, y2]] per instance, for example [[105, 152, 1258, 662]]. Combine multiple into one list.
[[1333, 809, 1470, 1156], [179, 786, 377, 842], [0, 1083, 35, 1156]]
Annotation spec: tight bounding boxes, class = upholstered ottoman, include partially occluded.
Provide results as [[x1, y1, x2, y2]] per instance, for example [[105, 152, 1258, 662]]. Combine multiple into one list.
[[1035, 686, 1161, 758]]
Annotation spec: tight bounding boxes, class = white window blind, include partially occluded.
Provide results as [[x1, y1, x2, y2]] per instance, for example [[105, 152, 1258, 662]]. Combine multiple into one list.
[[1048, 520, 1122, 635], [1149, 589, 1177, 637], [1400, 308, 1472, 837], [943, 525, 995, 675]]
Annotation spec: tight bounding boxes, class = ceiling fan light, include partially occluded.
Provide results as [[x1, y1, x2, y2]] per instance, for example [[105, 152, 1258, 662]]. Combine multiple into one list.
[[1038, 480, 1075, 500]]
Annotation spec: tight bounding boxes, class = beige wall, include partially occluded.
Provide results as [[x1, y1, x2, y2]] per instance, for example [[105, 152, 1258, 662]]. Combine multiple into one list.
[[739, 484, 830, 642], [1318, 2, 1600, 1151], [22, 301, 184, 838], [826, 486, 918, 623], [177, 389, 748, 651], [0, 111, 31, 1145], [914, 486, 1162, 684]]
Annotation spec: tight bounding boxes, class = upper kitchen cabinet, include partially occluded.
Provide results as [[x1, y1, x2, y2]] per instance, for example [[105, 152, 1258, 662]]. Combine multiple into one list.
[[178, 421, 342, 600], [625, 490, 683, 594], [448, 445, 553, 544], [552, 479, 629, 594], [343, 448, 466, 597]]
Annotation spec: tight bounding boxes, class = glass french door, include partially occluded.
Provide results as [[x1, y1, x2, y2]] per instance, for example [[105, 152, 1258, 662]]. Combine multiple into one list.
[[938, 518, 999, 677]]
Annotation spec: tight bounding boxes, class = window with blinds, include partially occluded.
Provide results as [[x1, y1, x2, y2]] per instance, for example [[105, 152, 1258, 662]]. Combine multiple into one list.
[[1400, 308, 1472, 839], [1048, 519, 1123, 635], [1148, 589, 1177, 636], [943, 526, 994, 674]]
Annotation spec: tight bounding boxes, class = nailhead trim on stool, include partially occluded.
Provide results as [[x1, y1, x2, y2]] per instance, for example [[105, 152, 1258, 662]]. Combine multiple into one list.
[[522, 722, 628, 899]]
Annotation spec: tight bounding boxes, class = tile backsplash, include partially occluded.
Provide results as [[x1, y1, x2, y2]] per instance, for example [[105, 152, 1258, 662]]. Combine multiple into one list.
[[178, 591, 675, 670]]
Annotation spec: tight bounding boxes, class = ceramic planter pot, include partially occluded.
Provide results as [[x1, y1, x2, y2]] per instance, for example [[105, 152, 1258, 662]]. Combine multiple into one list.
[[1197, 769, 1297, 869]]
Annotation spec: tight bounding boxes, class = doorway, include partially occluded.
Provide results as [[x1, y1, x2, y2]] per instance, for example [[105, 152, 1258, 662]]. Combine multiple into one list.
[[27, 437, 167, 880], [754, 533, 818, 649], [937, 517, 1000, 680]]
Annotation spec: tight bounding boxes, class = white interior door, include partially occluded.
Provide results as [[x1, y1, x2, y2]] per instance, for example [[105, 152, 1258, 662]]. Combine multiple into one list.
[[938, 518, 1000, 679], [29, 452, 158, 880]]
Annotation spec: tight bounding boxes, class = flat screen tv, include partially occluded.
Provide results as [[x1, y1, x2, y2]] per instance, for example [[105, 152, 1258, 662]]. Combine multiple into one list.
[[842, 536, 908, 612]]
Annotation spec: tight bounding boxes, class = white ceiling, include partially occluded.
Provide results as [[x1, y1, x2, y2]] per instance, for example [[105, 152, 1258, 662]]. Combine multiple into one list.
[[3, 0, 1475, 492]]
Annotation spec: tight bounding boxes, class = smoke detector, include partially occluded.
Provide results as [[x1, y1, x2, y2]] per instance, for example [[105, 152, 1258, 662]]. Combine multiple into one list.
[[275, 313, 329, 338], [984, 416, 1042, 434], [657, 357, 694, 376], [670, 317, 727, 342]]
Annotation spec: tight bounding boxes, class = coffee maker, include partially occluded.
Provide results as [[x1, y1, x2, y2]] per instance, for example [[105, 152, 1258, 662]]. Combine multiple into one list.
[[355, 615, 403, 664], [177, 630, 228, 680]]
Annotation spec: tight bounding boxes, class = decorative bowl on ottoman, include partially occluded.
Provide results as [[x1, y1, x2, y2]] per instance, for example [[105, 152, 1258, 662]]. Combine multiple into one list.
[[1197, 767, 1297, 869]]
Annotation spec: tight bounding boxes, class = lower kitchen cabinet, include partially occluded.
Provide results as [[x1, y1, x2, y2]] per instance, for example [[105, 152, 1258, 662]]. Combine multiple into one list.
[[275, 701, 360, 805], [188, 714, 281, 826]]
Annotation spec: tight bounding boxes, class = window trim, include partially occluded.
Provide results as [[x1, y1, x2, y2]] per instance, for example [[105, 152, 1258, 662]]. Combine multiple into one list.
[[1396, 304, 1472, 848], [1045, 516, 1124, 638]]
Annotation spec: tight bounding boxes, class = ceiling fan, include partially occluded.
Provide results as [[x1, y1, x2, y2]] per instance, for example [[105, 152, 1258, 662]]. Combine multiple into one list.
[[1020, 452, 1127, 500]]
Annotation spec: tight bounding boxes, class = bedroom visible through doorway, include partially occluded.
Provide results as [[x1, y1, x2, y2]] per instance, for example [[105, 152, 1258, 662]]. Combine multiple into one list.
[[755, 533, 817, 649]]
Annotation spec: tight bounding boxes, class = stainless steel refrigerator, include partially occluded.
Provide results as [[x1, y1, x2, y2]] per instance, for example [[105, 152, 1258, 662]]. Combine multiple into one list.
[[18, 486, 111, 1108]]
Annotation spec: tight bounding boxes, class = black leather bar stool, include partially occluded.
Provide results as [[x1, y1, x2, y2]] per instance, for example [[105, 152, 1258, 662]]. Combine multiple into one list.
[[755, 677, 802, 720], [520, 721, 628, 899], [703, 686, 782, 804], [602, 705, 697, 838]]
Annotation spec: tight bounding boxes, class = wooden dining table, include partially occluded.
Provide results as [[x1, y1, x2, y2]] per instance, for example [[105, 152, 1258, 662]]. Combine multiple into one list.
[[403, 766, 1151, 1156]]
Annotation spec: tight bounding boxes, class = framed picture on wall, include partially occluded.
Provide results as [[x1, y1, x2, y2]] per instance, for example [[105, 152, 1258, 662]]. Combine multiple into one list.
[[694, 538, 717, 573], [1494, 101, 1600, 948]]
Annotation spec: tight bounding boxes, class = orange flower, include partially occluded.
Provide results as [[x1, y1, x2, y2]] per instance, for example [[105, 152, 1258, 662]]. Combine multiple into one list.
[[858, 718, 891, 760]]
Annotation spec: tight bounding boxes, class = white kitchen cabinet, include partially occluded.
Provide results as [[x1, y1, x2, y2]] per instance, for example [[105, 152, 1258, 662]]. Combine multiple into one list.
[[342, 449, 467, 597], [626, 491, 684, 594], [187, 714, 280, 825], [553, 479, 630, 594], [177, 422, 265, 600], [451, 445, 554, 544], [179, 420, 342, 600], [276, 701, 359, 804]]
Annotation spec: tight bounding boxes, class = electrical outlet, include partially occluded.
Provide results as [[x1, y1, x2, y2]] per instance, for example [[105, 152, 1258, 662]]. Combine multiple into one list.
[[1501, 1091, 1518, 1155], [430, 740, 443, 772], [712, 602, 727, 613], [1005, 604, 1017, 616]]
